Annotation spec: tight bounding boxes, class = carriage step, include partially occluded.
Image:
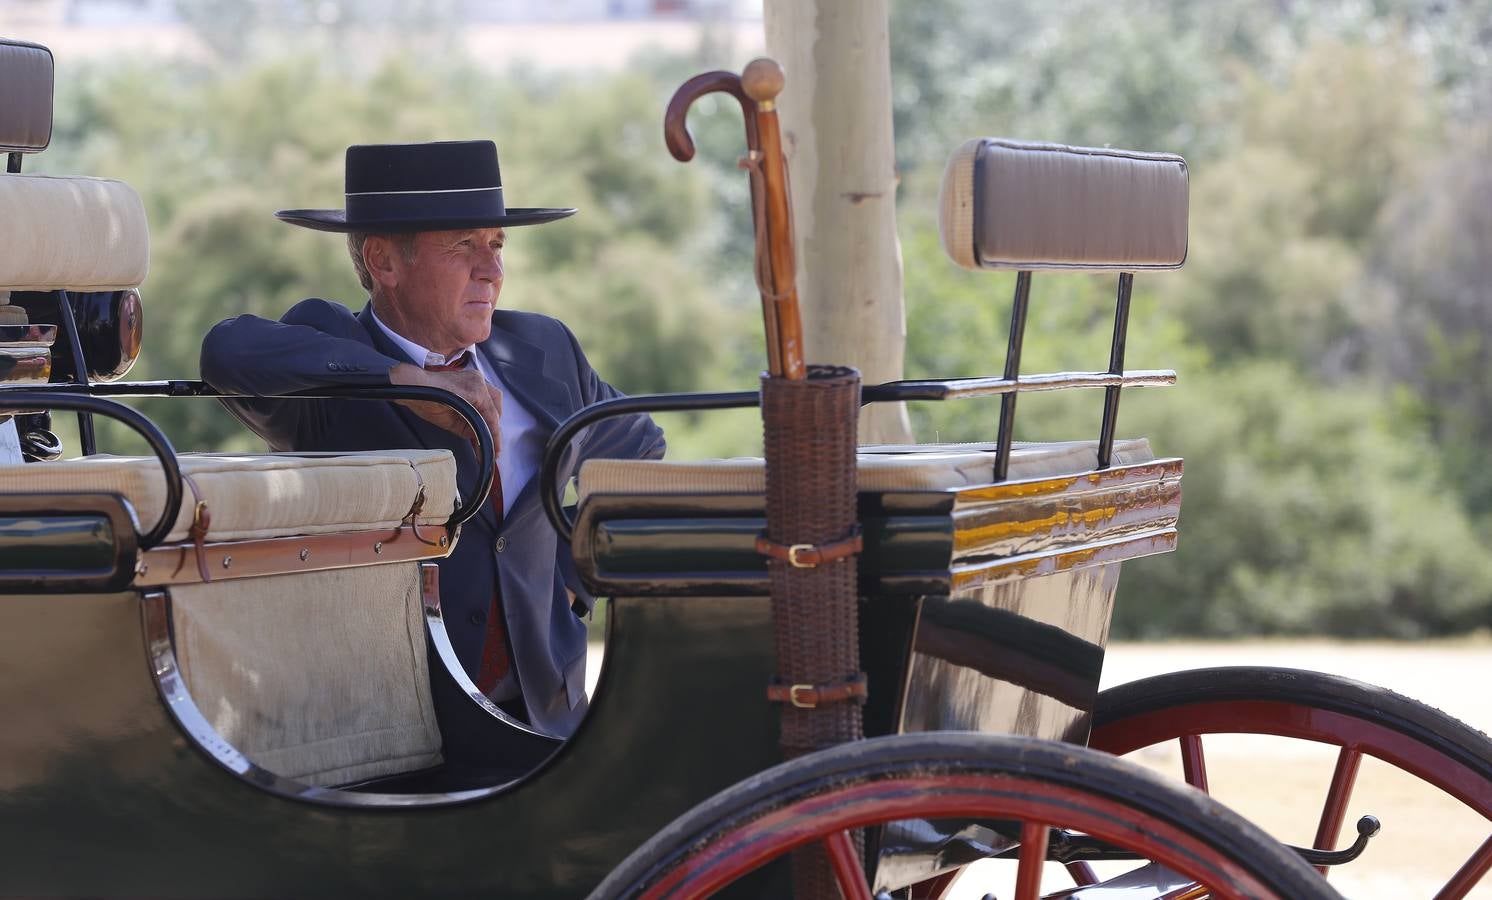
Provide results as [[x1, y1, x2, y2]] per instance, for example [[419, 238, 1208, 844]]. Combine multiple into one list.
[[1026, 813, 1380, 868]]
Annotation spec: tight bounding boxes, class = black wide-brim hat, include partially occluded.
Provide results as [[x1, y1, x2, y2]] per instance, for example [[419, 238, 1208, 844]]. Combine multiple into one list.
[[276, 140, 575, 233]]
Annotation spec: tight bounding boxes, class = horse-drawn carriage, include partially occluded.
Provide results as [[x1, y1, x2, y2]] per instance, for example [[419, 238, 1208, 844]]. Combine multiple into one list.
[[3, 37, 1491, 899]]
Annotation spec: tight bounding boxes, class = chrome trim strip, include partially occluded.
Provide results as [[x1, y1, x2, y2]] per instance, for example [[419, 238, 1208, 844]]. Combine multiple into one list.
[[0, 323, 58, 347], [419, 562, 562, 740], [949, 529, 1178, 591]]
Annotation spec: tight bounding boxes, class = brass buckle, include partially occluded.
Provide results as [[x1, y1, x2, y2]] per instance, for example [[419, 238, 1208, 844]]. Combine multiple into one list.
[[788, 544, 816, 568], [788, 684, 817, 708]]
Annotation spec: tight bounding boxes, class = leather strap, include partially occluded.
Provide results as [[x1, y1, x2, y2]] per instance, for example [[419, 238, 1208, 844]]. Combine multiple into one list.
[[171, 473, 212, 583], [397, 462, 448, 548], [755, 528, 862, 569], [767, 674, 868, 709]]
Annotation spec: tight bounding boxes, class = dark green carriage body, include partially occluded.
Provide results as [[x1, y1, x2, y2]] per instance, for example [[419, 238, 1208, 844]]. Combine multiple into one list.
[[0, 455, 1178, 897]]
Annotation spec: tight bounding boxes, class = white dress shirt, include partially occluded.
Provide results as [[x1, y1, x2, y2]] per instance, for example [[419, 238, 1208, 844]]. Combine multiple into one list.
[[370, 309, 540, 518]]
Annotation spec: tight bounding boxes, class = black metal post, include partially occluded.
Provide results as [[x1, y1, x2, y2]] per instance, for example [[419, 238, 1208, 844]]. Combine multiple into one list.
[[994, 271, 1033, 482], [1097, 272, 1134, 468], [55, 291, 97, 455], [6, 153, 20, 174]]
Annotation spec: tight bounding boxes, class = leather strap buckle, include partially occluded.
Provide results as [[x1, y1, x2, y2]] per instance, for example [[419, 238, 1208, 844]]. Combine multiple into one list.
[[767, 674, 868, 709], [756, 528, 863, 569]]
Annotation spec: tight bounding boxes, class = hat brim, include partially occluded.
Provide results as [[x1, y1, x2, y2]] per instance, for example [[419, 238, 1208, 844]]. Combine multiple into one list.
[[274, 207, 576, 233]]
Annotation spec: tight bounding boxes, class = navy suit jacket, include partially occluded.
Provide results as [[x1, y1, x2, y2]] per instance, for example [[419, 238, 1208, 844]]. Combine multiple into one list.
[[200, 298, 664, 754]]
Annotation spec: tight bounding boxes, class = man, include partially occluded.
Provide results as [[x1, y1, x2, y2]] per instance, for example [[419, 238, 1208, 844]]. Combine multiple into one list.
[[200, 140, 664, 764]]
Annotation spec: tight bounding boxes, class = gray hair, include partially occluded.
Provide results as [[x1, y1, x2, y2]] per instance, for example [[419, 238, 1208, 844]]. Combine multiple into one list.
[[347, 231, 418, 294]]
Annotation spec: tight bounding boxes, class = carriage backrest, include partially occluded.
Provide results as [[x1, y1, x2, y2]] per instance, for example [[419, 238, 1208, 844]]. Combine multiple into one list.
[[0, 37, 148, 347], [0, 38, 53, 156], [939, 138, 1189, 272]]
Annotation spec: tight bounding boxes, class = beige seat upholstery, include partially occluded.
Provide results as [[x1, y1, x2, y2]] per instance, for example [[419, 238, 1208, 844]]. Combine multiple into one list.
[[579, 438, 1154, 499], [1, 449, 459, 786], [171, 563, 442, 787], [0, 449, 456, 542], [939, 138, 1189, 272], [0, 173, 149, 292]]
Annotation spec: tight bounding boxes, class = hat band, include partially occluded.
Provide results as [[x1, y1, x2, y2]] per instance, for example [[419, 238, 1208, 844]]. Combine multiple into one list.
[[345, 186, 506, 223]]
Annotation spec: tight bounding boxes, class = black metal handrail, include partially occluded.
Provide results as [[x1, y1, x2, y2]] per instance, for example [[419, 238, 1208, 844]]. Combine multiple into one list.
[[0, 380, 497, 540], [0, 390, 182, 548], [537, 366, 1177, 545]]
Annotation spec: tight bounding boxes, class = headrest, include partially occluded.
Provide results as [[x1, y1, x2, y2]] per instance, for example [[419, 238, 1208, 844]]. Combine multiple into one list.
[[0, 39, 53, 153], [939, 138, 1189, 272], [0, 175, 149, 291]]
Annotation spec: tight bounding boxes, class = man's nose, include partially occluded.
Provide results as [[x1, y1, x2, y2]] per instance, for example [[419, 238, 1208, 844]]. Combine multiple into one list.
[[475, 252, 504, 282]]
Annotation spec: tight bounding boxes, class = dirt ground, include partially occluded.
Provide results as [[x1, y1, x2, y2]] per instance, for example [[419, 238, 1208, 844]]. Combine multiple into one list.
[[587, 638, 1492, 897]]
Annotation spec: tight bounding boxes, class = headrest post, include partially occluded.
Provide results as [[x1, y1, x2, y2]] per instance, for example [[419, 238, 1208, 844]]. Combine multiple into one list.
[[6, 154, 19, 174], [1097, 273, 1135, 469], [55, 290, 98, 455], [993, 270, 1033, 482]]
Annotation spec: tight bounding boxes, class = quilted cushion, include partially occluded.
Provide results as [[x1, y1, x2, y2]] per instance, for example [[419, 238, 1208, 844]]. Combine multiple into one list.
[[0, 449, 456, 542]]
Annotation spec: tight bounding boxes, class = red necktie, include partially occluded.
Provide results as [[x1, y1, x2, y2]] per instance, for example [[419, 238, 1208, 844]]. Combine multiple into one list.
[[425, 351, 510, 694]]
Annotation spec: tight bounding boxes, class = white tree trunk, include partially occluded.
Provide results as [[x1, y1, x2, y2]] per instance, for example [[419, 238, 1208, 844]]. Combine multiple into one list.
[[764, 0, 913, 444]]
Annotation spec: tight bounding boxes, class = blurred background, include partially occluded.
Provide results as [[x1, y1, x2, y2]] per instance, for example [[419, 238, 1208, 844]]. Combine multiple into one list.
[[5, 0, 1492, 643]]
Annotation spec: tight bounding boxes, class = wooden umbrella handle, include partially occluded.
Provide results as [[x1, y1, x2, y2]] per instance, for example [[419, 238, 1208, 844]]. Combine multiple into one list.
[[662, 60, 807, 380], [740, 58, 806, 380], [663, 70, 758, 162]]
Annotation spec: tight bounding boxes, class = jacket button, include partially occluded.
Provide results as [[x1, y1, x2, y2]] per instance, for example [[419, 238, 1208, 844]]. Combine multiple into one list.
[[469, 610, 486, 626], [494, 536, 508, 553]]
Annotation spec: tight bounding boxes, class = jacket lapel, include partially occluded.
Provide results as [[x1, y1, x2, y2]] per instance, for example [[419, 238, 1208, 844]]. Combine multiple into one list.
[[481, 311, 574, 430], [357, 303, 498, 531]]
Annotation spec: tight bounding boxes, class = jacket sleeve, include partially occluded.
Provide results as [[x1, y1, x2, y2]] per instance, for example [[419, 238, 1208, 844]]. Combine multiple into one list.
[[199, 298, 404, 449], [553, 321, 666, 615]]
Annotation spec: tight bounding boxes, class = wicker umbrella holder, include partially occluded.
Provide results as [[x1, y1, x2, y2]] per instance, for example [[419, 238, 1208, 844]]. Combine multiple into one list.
[[758, 364, 866, 897]]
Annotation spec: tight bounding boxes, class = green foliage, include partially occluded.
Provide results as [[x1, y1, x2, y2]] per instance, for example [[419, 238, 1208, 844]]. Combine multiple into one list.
[[1114, 363, 1492, 638], [891, 0, 1492, 636], [36, 51, 752, 456], [26, 0, 1492, 637]]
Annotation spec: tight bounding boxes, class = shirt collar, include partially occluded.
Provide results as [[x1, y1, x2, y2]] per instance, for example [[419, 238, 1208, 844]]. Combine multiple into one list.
[[369, 306, 475, 369]]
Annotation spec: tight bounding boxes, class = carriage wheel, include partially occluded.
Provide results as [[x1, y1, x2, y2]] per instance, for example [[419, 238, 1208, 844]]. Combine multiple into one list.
[[1090, 667, 1492, 899], [587, 732, 1338, 900]]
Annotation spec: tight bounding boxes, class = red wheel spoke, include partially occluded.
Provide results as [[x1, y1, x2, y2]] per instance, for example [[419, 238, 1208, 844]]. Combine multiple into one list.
[[1311, 747, 1362, 876], [1065, 861, 1099, 886], [1180, 734, 1209, 792], [823, 829, 872, 900], [1014, 821, 1050, 900], [1435, 834, 1492, 900]]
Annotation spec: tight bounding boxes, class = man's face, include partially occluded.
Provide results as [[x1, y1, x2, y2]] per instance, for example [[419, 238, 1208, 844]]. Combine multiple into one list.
[[384, 227, 506, 354]]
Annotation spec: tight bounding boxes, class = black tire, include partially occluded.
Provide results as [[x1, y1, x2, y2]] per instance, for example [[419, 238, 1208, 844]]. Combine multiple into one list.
[[588, 731, 1340, 900], [1091, 666, 1492, 897], [1094, 666, 1492, 780]]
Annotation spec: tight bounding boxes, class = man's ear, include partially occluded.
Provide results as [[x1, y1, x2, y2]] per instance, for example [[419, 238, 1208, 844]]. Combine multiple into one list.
[[363, 235, 401, 291]]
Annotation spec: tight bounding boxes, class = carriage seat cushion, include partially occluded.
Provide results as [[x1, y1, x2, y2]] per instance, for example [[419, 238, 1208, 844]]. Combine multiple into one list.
[[0, 173, 149, 292], [578, 438, 1154, 500], [0, 449, 456, 543], [939, 138, 1188, 272]]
